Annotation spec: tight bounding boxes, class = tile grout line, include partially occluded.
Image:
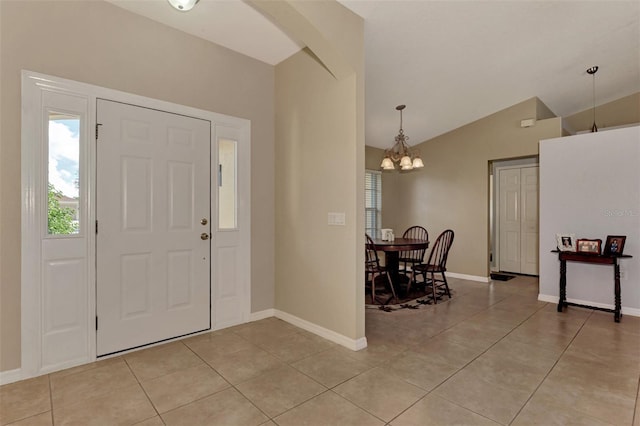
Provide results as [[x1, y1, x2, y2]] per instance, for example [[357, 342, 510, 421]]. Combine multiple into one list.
[[121, 354, 164, 425], [385, 294, 552, 425], [506, 310, 594, 425]]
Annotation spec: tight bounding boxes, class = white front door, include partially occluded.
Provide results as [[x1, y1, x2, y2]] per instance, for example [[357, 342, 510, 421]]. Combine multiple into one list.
[[96, 99, 211, 356], [498, 166, 539, 275]]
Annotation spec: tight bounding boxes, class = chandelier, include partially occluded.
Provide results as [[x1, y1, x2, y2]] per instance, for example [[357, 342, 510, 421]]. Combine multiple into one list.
[[167, 0, 199, 11], [380, 105, 424, 171], [586, 66, 599, 132]]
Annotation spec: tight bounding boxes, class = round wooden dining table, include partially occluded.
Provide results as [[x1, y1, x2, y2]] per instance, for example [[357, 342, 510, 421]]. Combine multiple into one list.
[[370, 237, 430, 288]]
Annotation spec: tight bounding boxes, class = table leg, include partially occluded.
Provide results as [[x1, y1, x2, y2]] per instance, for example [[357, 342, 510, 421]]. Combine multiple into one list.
[[614, 261, 622, 322], [384, 251, 408, 293], [558, 259, 566, 312]]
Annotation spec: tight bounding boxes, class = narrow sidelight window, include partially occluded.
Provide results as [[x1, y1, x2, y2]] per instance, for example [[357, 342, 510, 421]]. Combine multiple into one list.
[[218, 138, 237, 229], [48, 113, 81, 235]]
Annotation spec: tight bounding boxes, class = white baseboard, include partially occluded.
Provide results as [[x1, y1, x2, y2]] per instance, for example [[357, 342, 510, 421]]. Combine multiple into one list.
[[448, 272, 490, 283], [249, 309, 275, 322], [538, 294, 640, 317], [274, 310, 367, 351], [0, 368, 23, 385]]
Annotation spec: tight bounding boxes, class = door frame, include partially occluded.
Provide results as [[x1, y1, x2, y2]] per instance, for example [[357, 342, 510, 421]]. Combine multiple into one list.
[[21, 70, 251, 378], [490, 157, 538, 273]]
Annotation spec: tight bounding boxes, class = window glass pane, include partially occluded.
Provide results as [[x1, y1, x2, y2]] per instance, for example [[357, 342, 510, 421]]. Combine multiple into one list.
[[365, 170, 382, 238], [48, 113, 80, 235], [218, 138, 237, 229]]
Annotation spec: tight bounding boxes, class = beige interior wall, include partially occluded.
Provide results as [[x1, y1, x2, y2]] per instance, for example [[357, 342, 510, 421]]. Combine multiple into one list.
[[563, 92, 640, 133], [273, 3, 365, 341], [0, 0, 275, 372], [380, 98, 563, 277]]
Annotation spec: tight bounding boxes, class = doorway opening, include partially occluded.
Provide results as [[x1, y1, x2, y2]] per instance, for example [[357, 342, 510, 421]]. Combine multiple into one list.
[[489, 156, 539, 277]]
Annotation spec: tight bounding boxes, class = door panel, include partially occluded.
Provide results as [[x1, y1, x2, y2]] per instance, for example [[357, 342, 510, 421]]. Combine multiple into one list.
[[96, 99, 211, 356], [499, 169, 521, 273], [520, 167, 539, 275]]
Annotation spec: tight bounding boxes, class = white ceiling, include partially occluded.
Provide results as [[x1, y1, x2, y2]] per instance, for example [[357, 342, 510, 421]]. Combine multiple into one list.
[[107, 0, 640, 149]]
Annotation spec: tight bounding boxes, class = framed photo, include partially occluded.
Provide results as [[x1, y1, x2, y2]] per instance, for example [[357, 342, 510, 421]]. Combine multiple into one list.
[[603, 235, 626, 256], [576, 238, 601, 255], [556, 233, 576, 252]]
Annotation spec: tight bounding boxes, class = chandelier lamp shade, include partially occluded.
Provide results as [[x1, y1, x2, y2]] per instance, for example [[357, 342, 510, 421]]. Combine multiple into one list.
[[167, 0, 199, 11], [380, 105, 424, 171]]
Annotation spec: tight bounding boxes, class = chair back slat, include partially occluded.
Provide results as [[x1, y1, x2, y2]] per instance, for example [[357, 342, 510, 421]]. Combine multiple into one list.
[[400, 226, 429, 263], [426, 229, 455, 270], [365, 234, 381, 271]]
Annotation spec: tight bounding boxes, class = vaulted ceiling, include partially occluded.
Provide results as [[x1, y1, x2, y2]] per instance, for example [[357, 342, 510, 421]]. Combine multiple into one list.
[[107, 0, 640, 149]]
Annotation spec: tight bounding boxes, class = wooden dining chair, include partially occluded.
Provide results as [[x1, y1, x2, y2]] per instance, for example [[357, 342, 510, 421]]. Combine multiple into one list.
[[365, 234, 397, 305], [399, 226, 429, 292], [412, 229, 454, 303]]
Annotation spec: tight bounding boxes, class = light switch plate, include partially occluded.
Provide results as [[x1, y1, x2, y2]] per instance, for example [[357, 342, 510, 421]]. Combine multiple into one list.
[[328, 212, 346, 226]]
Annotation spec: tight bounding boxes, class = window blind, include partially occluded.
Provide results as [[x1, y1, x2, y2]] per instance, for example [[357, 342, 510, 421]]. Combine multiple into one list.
[[365, 170, 382, 239]]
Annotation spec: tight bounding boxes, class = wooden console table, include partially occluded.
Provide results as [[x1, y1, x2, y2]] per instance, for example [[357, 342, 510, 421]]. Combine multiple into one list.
[[553, 250, 632, 322]]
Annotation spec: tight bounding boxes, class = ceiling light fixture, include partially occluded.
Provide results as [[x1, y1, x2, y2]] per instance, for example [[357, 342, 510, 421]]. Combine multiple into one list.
[[586, 65, 599, 132], [167, 0, 199, 12], [380, 105, 424, 171]]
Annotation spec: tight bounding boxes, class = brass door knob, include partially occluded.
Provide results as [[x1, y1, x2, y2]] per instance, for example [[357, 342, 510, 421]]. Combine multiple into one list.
[[201, 218, 208, 225], [200, 233, 209, 240]]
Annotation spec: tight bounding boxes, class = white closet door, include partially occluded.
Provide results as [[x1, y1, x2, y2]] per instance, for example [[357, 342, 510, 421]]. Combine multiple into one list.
[[520, 167, 539, 275], [498, 166, 539, 275], [96, 99, 211, 356], [499, 168, 522, 273]]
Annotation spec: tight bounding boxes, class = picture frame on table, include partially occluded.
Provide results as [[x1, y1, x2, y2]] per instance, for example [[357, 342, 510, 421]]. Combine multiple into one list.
[[556, 233, 576, 252], [576, 238, 602, 255], [603, 235, 626, 256]]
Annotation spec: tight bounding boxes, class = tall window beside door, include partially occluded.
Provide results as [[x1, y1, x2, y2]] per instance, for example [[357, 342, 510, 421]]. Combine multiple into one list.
[[365, 170, 382, 238]]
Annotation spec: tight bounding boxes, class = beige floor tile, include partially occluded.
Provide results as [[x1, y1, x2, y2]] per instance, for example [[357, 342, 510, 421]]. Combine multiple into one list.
[[433, 368, 532, 425], [53, 384, 156, 426], [409, 334, 485, 368], [4, 412, 52, 426], [141, 363, 230, 413], [133, 416, 165, 426], [274, 390, 384, 425], [124, 342, 203, 381], [391, 394, 500, 426], [534, 372, 636, 425], [570, 325, 640, 362], [437, 323, 505, 352], [256, 331, 335, 363], [291, 347, 372, 388], [485, 337, 563, 367], [161, 388, 267, 426], [379, 349, 459, 391], [50, 359, 138, 409], [512, 393, 614, 426], [586, 310, 640, 335], [335, 342, 408, 367], [206, 345, 285, 385], [0, 375, 50, 426], [182, 330, 254, 362], [333, 367, 427, 423], [552, 352, 639, 395], [236, 365, 326, 418], [49, 356, 123, 382], [503, 323, 576, 351], [465, 355, 548, 394], [231, 318, 300, 345]]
